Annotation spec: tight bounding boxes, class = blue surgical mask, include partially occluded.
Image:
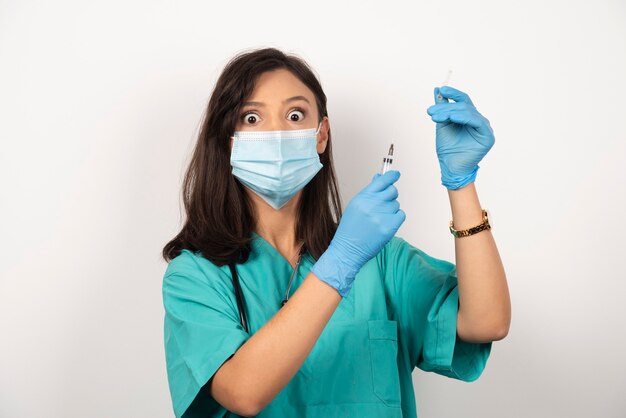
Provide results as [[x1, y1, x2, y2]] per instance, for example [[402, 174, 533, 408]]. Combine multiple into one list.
[[230, 122, 324, 210]]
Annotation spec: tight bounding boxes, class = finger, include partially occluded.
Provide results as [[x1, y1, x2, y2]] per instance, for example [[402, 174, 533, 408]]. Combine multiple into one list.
[[377, 184, 399, 201], [394, 209, 407, 226], [364, 170, 400, 193], [431, 112, 448, 123], [437, 86, 475, 106], [383, 208, 406, 231], [427, 101, 472, 116], [377, 199, 401, 214], [431, 109, 488, 132], [449, 113, 493, 139]]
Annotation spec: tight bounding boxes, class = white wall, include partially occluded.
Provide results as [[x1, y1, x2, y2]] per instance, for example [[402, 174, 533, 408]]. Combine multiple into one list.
[[1, 1, 625, 417]]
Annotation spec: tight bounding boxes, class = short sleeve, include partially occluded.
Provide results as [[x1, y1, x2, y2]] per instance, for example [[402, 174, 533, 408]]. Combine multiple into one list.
[[386, 236, 492, 382], [162, 250, 250, 418]]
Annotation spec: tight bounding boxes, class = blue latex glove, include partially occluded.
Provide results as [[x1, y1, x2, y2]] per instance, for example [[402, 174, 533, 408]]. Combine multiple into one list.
[[427, 86, 495, 190], [311, 170, 406, 297]]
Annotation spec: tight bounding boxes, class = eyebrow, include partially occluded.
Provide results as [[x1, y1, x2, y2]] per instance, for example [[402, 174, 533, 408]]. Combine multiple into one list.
[[241, 95, 311, 107]]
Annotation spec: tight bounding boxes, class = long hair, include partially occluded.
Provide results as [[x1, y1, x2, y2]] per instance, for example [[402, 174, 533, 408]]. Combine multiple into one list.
[[162, 47, 343, 266]]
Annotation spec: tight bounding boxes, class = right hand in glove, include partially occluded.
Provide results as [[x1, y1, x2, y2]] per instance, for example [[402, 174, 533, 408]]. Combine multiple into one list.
[[311, 170, 406, 297]]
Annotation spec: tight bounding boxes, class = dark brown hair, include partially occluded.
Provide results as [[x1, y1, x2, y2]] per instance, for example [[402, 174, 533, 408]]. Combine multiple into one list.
[[162, 47, 343, 266]]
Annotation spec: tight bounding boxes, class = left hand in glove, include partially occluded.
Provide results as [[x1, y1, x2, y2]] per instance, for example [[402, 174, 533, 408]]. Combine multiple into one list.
[[427, 86, 495, 190]]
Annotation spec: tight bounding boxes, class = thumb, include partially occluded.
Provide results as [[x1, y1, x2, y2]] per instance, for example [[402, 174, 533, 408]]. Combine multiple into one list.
[[434, 86, 448, 104]]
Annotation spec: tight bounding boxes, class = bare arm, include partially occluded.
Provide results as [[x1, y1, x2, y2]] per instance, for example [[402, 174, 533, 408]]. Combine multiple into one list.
[[206, 271, 342, 416], [448, 182, 511, 343]]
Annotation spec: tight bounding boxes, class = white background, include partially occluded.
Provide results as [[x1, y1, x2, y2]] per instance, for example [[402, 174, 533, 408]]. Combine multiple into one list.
[[1, 1, 625, 417]]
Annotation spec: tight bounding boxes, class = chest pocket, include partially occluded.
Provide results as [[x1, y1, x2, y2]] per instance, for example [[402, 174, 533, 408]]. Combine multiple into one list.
[[368, 319, 402, 407], [289, 318, 401, 408]]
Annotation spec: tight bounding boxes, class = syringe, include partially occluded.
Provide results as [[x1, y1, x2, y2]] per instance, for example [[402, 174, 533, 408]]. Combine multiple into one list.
[[381, 143, 394, 174]]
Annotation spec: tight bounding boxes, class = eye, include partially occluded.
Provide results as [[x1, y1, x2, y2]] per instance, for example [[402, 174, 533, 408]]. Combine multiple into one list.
[[287, 108, 305, 122], [241, 111, 260, 125]]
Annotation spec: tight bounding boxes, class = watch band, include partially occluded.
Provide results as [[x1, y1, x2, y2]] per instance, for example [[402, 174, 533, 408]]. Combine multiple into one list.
[[449, 208, 491, 238]]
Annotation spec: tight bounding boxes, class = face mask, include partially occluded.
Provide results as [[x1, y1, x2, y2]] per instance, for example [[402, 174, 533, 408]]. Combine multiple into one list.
[[230, 122, 324, 210]]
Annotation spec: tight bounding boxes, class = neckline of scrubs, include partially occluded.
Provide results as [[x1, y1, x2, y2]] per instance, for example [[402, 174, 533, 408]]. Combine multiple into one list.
[[251, 231, 315, 272]]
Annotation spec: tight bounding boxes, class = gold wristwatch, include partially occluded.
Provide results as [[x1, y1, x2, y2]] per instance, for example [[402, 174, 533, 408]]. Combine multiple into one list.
[[449, 209, 491, 238]]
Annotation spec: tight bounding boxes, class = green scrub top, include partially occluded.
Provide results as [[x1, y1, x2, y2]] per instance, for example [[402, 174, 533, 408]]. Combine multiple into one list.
[[162, 232, 492, 418]]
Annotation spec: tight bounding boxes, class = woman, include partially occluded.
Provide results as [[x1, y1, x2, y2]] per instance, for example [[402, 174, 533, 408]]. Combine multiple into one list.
[[162, 47, 511, 418]]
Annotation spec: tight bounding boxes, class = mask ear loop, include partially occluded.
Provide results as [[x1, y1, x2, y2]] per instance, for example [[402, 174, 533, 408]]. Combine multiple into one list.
[[315, 121, 323, 135]]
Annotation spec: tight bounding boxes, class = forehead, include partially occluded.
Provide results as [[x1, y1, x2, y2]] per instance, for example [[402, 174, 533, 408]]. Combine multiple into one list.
[[246, 69, 315, 103]]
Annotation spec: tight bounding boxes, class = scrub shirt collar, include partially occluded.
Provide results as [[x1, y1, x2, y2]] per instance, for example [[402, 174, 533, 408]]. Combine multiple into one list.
[[251, 231, 315, 269]]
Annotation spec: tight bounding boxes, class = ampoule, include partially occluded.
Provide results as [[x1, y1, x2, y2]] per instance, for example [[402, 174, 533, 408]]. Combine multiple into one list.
[[436, 70, 453, 101]]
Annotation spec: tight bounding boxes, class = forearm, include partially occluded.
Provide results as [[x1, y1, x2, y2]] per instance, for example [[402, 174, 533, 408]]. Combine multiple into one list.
[[447, 182, 511, 343], [209, 271, 341, 415]]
